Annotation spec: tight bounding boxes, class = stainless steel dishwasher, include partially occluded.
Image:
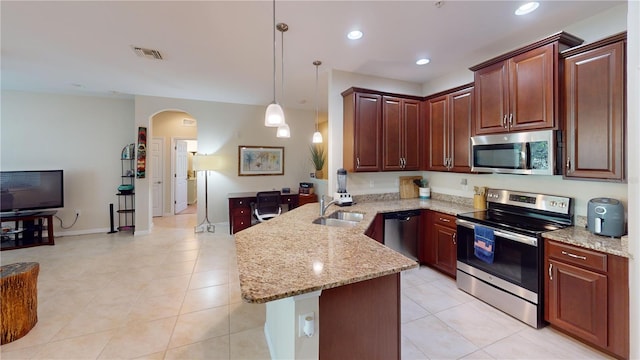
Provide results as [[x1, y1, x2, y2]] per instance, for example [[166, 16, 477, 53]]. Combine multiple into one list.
[[383, 210, 420, 261]]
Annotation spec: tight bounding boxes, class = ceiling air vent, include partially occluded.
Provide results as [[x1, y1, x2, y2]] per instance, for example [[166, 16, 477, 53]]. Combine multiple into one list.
[[131, 46, 163, 60]]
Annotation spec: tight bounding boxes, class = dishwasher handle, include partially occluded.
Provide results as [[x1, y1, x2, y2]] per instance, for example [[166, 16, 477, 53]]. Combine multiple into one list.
[[383, 210, 421, 221]]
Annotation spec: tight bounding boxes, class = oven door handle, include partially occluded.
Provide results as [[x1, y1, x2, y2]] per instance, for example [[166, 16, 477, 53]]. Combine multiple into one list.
[[456, 219, 538, 247]]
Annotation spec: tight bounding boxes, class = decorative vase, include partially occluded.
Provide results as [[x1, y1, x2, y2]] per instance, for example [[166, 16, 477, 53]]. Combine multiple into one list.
[[315, 170, 323, 179]]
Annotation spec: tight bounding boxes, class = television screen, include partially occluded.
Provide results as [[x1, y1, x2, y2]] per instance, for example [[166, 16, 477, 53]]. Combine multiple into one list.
[[0, 170, 64, 214]]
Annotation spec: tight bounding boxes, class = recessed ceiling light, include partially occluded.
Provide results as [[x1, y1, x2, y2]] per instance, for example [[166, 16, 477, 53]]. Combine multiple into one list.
[[347, 30, 363, 40], [515, 2, 539, 16], [416, 58, 431, 65]]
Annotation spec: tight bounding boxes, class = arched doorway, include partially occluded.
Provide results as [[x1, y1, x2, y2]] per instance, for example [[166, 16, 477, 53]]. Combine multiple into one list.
[[150, 111, 198, 218]]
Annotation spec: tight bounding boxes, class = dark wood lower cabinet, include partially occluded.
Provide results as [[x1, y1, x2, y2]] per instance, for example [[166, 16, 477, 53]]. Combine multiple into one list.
[[421, 210, 457, 278], [364, 213, 384, 243], [544, 239, 629, 359], [319, 273, 400, 360]]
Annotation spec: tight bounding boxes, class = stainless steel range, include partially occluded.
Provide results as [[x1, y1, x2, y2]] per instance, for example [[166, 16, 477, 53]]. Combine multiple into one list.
[[456, 189, 573, 328]]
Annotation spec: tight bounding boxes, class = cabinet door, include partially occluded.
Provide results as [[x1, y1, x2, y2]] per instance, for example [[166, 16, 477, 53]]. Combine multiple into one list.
[[382, 96, 403, 171], [474, 61, 509, 135], [563, 41, 625, 181], [546, 259, 608, 348], [365, 213, 384, 243], [353, 93, 382, 172], [509, 43, 556, 131], [427, 95, 449, 171], [402, 99, 421, 170], [449, 87, 473, 172], [433, 223, 457, 277]]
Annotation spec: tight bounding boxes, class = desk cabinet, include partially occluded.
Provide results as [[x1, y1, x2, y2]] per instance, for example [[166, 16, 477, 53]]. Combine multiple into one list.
[[228, 193, 299, 234]]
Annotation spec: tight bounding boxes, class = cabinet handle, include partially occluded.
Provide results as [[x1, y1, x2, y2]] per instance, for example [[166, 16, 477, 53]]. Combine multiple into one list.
[[508, 113, 513, 126], [566, 157, 571, 171], [548, 263, 553, 281], [356, 157, 360, 168], [561, 250, 587, 260], [502, 115, 508, 128], [439, 218, 450, 222], [452, 232, 457, 245]]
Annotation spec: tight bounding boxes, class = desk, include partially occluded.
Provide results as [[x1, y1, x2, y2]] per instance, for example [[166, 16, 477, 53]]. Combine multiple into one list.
[[228, 192, 299, 234], [1, 211, 55, 250]]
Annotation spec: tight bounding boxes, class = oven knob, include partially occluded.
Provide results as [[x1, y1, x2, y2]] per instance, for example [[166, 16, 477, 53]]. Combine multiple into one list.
[[550, 201, 556, 207]]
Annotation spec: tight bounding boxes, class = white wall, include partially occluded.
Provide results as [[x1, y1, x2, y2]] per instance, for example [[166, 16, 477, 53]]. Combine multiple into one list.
[[0, 91, 135, 235], [625, 1, 638, 358], [134, 95, 317, 231]]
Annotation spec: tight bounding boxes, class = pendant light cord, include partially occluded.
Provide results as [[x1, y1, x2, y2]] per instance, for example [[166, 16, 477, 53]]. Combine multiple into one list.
[[272, 0, 277, 104], [315, 62, 319, 132], [280, 24, 285, 107]]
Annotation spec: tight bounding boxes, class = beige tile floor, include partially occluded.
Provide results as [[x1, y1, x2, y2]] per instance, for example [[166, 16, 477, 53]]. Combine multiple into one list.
[[0, 212, 611, 359]]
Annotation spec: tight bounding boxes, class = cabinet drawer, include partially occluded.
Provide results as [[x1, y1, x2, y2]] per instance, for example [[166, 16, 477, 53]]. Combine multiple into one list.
[[431, 211, 457, 229], [230, 198, 252, 208], [232, 215, 252, 232], [233, 207, 251, 217], [546, 240, 607, 273]]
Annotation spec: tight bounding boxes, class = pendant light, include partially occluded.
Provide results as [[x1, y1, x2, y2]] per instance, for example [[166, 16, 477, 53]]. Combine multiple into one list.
[[312, 60, 323, 143], [265, 0, 285, 127], [276, 22, 290, 138]]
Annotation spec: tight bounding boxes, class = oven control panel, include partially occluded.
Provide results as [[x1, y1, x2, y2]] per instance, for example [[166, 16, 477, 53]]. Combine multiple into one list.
[[486, 189, 572, 215]]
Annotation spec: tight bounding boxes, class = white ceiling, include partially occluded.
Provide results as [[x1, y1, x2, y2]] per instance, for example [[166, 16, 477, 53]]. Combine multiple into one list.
[[0, 1, 624, 111]]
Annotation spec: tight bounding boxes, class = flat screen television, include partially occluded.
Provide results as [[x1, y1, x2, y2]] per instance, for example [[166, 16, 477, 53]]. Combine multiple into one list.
[[1, 170, 64, 215]]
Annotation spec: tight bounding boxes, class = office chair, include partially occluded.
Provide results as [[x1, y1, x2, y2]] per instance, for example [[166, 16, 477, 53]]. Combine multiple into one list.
[[253, 191, 282, 222]]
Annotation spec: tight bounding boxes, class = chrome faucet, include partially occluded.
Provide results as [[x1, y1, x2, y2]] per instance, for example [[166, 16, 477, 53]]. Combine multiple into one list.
[[319, 195, 337, 216]]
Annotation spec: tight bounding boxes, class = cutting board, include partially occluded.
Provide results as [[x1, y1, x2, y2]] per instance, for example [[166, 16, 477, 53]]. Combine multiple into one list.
[[399, 176, 422, 199]]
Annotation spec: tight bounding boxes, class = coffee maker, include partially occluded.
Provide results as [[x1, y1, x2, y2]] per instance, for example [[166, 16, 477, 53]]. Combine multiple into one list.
[[333, 168, 353, 206]]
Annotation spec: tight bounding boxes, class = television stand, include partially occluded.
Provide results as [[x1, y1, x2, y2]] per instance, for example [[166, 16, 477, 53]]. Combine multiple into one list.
[[0, 211, 56, 251]]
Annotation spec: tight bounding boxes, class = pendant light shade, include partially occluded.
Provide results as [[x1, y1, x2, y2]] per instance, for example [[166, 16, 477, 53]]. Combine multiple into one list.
[[265, 0, 285, 128], [265, 103, 285, 127], [312, 131, 323, 143], [276, 123, 290, 138], [312, 60, 323, 143]]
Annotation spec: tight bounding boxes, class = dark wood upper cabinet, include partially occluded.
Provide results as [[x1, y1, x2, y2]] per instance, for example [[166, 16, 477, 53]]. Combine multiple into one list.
[[561, 32, 626, 181], [426, 84, 473, 172], [342, 89, 382, 172], [471, 32, 583, 135], [343, 88, 421, 172], [382, 96, 421, 171]]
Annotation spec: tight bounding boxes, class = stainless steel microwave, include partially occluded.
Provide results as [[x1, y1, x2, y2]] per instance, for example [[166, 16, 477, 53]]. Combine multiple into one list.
[[470, 130, 559, 175]]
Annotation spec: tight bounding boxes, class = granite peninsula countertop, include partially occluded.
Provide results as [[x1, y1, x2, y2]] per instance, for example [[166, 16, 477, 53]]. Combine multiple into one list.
[[234, 196, 631, 304], [234, 198, 474, 303]]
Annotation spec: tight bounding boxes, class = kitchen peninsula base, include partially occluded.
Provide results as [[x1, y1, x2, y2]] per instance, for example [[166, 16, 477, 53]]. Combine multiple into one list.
[[265, 273, 401, 360]]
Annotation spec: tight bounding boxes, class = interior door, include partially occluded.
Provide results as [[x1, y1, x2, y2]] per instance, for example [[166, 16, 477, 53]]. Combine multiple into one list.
[[151, 138, 164, 217], [174, 140, 188, 214]]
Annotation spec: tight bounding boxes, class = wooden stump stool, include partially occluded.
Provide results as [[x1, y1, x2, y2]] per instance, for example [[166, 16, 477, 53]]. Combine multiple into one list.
[[1, 262, 39, 344]]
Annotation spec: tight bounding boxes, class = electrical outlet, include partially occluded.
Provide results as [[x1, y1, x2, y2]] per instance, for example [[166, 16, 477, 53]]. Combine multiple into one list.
[[74, 209, 81, 216], [298, 312, 315, 338]]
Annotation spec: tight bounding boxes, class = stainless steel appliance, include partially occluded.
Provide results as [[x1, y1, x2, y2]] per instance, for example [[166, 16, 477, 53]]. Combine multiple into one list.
[[456, 189, 573, 328], [470, 130, 560, 175], [587, 197, 625, 237], [383, 210, 420, 261]]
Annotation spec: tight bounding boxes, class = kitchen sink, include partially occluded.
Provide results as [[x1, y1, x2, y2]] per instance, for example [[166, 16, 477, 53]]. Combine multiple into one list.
[[312, 210, 364, 227], [326, 210, 364, 222]]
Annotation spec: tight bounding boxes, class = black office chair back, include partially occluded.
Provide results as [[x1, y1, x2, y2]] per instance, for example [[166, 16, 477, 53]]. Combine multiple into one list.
[[254, 191, 282, 220]]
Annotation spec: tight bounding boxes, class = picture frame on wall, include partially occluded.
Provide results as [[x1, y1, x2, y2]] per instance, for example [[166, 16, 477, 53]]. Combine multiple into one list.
[[238, 146, 284, 176]]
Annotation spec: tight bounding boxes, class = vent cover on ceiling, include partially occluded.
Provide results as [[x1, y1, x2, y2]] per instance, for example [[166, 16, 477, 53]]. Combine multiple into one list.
[[182, 118, 197, 127], [131, 46, 163, 60]]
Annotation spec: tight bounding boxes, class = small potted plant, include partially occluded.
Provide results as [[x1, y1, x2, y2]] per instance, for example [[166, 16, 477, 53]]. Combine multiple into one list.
[[310, 145, 326, 179]]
